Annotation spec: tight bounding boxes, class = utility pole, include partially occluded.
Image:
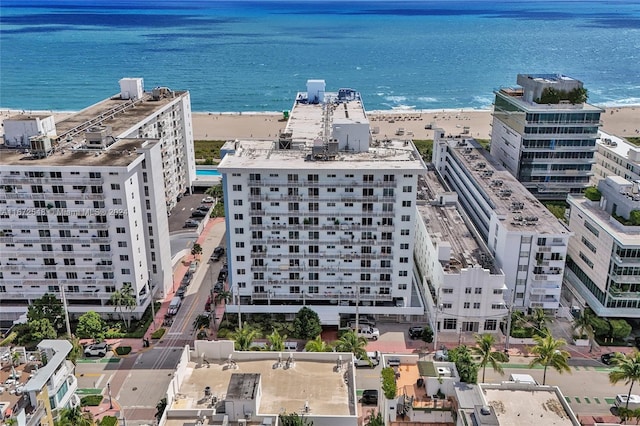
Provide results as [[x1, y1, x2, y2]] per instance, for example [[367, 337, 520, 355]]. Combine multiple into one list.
[[505, 289, 514, 352], [148, 272, 156, 330], [107, 382, 113, 410], [60, 285, 72, 338]]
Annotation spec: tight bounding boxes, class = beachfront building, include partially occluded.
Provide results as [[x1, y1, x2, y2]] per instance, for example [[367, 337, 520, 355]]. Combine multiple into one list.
[[591, 131, 640, 185], [490, 74, 603, 200], [432, 129, 571, 312], [0, 78, 196, 324], [414, 172, 508, 336], [564, 176, 640, 318], [217, 80, 427, 324]]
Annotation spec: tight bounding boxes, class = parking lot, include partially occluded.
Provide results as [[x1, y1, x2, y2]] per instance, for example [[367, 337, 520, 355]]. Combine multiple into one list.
[[168, 189, 211, 233]]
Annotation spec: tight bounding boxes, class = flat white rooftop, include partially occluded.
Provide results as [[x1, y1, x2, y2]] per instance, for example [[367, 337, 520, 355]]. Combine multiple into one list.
[[483, 387, 576, 426], [218, 138, 424, 171], [173, 359, 352, 416], [598, 130, 640, 162], [444, 137, 568, 234], [416, 172, 498, 274], [568, 195, 640, 246]]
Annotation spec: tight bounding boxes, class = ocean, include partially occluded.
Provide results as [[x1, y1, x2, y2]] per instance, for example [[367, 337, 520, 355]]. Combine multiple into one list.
[[1, 0, 640, 112]]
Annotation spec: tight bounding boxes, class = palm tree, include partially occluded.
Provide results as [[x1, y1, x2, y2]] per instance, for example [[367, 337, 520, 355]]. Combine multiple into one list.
[[109, 282, 137, 329], [572, 309, 596, 351], [334, 329, 368, 360], [191, 243, 203, 260], [206, 184, 223, 199], [215, 290, 232, 306], [56, 406, 94, 426], [193, 314, 210, 332], [230, 324, 261, 351], [530, 307, 549, 334], [472, 334, 509, 383], [267, 329, 286, 351], [304, 335, 333, 352], [609, 351, 640, 417], [155, 397, 167, 422], [528, 331, 571, 385]]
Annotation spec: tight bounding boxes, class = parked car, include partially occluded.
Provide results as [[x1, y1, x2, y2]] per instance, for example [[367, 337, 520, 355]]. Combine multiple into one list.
[[355, 326, 380, 341], [409, 326, 424, 340], [191, 210, 207, 218], [218, 270, 228, 282], [346, 314, 376, 327], [214, 282, 223, 293], [84, 342, 108, 357], [354, 351, 381, 368], [188, 261, 199, 274], [184, 219, 200, 228], [601, 352, 623, 365], [202, 196, 215, 204], [196, 205, 211, 212], [211, 246, 225, 261], [361, 389, 379, 405], [434, 349, 449, 361], [176, 286, 187, 299], [616, 394, 640, 410], [181, 272, 192, 286]]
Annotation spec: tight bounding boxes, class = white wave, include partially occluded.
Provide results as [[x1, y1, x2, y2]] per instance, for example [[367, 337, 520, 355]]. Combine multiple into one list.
[[385, 96, 407, 103], [417, 97, 438, 103], [391, 105, 416, 111], [596, 98, 640, 107], [472, 96, 494, 108]]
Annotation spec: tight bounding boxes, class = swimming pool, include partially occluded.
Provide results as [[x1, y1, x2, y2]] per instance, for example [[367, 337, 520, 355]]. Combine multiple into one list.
[[196, 169, 221, 177]]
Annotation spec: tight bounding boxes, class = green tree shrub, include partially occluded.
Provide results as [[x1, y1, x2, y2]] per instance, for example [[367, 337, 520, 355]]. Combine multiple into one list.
[[151, 328, 166, 339], [293, 307, 322, 340], [76, 311, 107, 341], [381, 367, 398, 399], [80, 395, 104, 406]]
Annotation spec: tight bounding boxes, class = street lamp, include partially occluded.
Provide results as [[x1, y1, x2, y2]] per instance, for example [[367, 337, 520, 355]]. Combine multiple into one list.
[[107, 382, 113, 410], [433, 303, 443, 352]]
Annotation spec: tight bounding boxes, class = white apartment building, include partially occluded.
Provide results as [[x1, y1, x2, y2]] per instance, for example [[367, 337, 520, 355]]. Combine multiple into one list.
[[414, 172, 508, 335], [564, 176, 640, 318], [217, 80, 427, 324], [0, 78, 196, 323], [432, 130, 571, 311], [592, 130, 640, 185], [490, 74, 602, 200]]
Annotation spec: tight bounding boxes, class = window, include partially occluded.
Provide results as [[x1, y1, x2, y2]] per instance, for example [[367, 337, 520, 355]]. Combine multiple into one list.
[[463, 302, 470, 309], [579, 251, 594, 268], [399, 257, 408, 263], [537, 238, 547, 246], [584, 221, 600, 237], [474, 288, 482, 294], [398, 271, 408, 277], [484, 319, 498, 331], [473, 302, 481, 309], [64, 272, 77, 280], [233, 184, 242, 191], [233, 199, 243, 206], [493, 289, 503, 295], [401, 215, 410, 222], [400, 229, 410, 236], [235, 228, 244, 234], [118, 241, 127, 248], [400, 243, 409, 250], [402, 200, 412, 207], [465, 287, 471, 294], [581, 236, 597, 253], [443, 318, 457, 329], [442, 288, 453, 294], [111, 183, 121, 190], [402, 186, 412, 192]]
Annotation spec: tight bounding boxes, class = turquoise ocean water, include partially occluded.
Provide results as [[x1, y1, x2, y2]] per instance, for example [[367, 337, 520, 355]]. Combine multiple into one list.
[[1, 0, 640, 112]]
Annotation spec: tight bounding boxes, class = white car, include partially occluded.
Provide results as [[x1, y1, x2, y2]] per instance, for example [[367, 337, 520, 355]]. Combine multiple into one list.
[[356, 326, 380, 341], [84, 342, 108, 357], [202, 196, 215, 204]]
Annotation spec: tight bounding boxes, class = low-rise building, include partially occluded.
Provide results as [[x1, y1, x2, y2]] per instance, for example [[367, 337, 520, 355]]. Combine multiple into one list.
[[564, 175, 640, 317], [414, 172, 508, 335], [432, 130, 571, 311], [159, 340, 358, 426]]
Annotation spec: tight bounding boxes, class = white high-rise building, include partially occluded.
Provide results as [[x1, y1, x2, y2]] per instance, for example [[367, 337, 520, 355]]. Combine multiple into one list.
[[217, 81, 427, 324], [414, 172, 508, 335], [432, 129, 571, 312], [564, 176, 640, 317], [490, 74, 602, 200], [0, 78, 195, 323]]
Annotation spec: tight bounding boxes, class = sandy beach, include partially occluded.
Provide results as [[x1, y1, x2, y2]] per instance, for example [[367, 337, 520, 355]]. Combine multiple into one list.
[[2, 105, 638, 143], [191, 106, 639, 142]]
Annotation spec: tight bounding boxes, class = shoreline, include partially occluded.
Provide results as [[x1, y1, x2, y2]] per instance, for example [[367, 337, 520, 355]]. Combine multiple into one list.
[[2, 105, 638, 142]]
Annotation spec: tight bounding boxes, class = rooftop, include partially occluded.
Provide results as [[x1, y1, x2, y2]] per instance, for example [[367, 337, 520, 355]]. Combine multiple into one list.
[[172, 358, 353, 417], [597, 130, 640, 163], [0, 89, 186, 167], [416, 172, 498, 273], [5, 114, 53, 121], [219, 86, 425, 173], [482, 386, 577, 426], [441, 137, 569, 234], [568, 195, 640, 246]]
